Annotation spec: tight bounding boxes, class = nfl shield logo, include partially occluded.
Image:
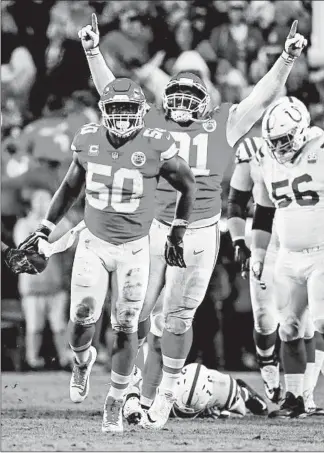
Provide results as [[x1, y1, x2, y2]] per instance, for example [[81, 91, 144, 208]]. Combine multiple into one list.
[[131, 151, 146, 167], [88, 145, 99, 156], [203, 119, 217, 132], [112, 152, 119, 160], [307, 152, 317, 163]]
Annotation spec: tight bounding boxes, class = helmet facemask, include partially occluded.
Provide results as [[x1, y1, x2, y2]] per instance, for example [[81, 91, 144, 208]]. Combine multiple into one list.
[[99, 100, 145, 137], [163, 80, 209, 123], [263, 98, 310, 165]]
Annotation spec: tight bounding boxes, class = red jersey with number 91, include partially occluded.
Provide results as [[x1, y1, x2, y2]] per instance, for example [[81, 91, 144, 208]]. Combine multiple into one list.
[[145, 104, 234, 226], [71, 123, 177, 244]]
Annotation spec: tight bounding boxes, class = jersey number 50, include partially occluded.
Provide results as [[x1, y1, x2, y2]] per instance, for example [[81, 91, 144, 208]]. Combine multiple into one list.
[[86, 162, 143, 213]]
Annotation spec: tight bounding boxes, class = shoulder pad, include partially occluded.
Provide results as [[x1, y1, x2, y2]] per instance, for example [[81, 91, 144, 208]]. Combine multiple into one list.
[[235, 137, 264, 164], [143, 128, 177, 160], [71, 123, 101, 152]]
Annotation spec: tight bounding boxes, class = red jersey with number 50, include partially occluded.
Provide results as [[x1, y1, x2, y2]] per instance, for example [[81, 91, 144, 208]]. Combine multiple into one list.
[[71, 123, 177, 244], [145, 104, 234, 226]]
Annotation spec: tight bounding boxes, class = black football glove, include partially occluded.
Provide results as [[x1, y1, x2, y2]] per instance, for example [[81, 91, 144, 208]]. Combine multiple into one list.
[[233, 239, 251, 279], [18, 225, 52, 251], [4, 248, 48, 274], [164, 225, 186, 268]]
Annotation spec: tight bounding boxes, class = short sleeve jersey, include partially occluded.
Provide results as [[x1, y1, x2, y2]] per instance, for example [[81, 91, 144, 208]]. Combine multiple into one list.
[[71, 123, 177, 244]]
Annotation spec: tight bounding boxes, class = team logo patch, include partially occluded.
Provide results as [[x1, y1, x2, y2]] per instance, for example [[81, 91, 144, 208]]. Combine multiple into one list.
[[307, 152, 317, 163], [202, 119, 217, 132], [88, 145, 99, 156], [111, 151, 119, 160], [131, 151, 146, 167]]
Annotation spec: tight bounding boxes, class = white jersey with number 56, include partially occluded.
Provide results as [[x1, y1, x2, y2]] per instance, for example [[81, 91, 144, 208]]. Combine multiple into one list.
[[258, 127, 324, 251]]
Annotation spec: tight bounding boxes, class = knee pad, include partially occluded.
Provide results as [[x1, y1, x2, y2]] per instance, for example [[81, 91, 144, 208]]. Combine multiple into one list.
[[254, 309, 277, 336], [165, 314, 192, 335], [70, 296, 98, 325], [313, 319, 324, 335], [112, 301, 142, 334], [279, 318, 303, 342], [150, 313, 165, 338]]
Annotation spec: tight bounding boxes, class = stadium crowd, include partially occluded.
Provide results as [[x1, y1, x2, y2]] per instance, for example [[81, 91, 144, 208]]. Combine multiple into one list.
[[1, 0, 323, 372]]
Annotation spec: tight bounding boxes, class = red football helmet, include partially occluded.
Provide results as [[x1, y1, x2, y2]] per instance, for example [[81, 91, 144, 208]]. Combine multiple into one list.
[[163, 72, 210, 123], [99, 78, 146, 137]]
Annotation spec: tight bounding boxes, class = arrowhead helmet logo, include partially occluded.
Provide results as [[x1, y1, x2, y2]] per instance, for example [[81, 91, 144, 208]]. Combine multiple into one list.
[[203, 119, 217, 132], [131, 151, 146, 167]]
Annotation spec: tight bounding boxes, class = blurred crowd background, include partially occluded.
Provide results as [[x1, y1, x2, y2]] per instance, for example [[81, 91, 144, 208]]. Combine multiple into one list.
[[2, 0, 324, 372]]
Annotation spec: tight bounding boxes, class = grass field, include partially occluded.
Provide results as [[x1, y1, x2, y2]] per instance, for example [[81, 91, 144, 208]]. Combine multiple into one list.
[[2, 368, 324, 452]]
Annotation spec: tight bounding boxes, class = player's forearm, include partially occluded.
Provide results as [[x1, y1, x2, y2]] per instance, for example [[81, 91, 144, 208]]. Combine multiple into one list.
[[227, 186, 251, 240], [86, 49, 115, 95], [43, 182, 81, 228], [251, 204, 275, 255], [228, 53, 295, 146], [174, 185, 196, 222]]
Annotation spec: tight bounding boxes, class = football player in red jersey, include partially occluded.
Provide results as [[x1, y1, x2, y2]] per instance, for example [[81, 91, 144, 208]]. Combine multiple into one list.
[[79, 15, 308, 428], [18, 77, 196, 433]]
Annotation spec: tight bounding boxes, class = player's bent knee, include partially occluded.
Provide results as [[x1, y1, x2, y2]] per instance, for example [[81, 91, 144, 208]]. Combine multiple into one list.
[[279, 320, 303, 342], [254, 310, 277, 336], [70, 296, 98, 325], [313, 319, 324, 335], [165, 315, 191, 335], [112, 304, 141, 334]]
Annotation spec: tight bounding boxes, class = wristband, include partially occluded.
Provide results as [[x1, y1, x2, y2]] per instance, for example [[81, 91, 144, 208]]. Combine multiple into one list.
[[171, 219, 189, 228], [281, 50, 296, 65], [41, 219, 56, 232], [85, 47, 100, 57]]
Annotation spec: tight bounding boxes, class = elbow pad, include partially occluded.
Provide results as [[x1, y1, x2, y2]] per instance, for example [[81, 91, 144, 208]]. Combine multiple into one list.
[[252, 204, 276, 233], [227, 187, 251, 220]]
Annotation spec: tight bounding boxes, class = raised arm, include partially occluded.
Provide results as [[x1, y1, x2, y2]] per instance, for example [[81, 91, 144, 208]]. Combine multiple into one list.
[[227, 21, 307, 147], [79, 13, 115, 95], [19, 152, 85, 250]]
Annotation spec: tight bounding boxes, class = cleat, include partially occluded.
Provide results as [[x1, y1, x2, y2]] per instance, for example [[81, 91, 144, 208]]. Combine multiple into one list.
[[102, 396, 124, 433], [237, 379, 268, 415], [123, 387, 145, 425], [143, 389, 176, 429], [269, 392, 306, 418], [70, 346, 97, 403], [257, 354, 283, 403]]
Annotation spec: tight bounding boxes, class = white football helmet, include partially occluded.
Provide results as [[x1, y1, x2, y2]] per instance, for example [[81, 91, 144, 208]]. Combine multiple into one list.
[[174, 363, 213, 417], [262, 96, 310, 164]]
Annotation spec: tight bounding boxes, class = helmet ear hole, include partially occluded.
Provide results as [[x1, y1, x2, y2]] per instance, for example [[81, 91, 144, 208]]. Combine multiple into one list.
[[174, 364, 213, 416]]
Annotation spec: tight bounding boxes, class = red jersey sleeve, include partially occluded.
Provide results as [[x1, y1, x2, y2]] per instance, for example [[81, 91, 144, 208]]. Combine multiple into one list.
[[142, 128, 178, 161], [71, 123, 100, 152]]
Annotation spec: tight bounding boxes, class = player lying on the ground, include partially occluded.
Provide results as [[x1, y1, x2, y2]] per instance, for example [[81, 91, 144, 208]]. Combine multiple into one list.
[[2, 240, 47, 274], [228, 104, 324, 416], [79, 16, 307, 429], [250, 96, 324, 418], [18, 77, 196, 434], [123, 363, 267, 424]]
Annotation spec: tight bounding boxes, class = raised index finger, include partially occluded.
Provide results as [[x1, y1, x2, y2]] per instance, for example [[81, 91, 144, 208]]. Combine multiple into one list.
[[91, 13, 98, 34], [288, 20, 298, 38]]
